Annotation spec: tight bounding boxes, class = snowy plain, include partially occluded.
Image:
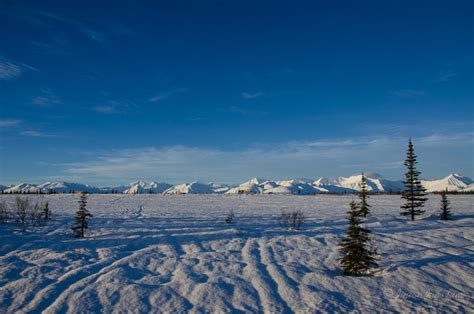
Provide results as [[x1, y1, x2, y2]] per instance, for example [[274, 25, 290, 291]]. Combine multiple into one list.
[[0, 194, 473, 313]]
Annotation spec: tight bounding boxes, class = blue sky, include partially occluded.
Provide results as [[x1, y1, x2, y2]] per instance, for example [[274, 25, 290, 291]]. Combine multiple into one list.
[[0, 1, 473, 185]]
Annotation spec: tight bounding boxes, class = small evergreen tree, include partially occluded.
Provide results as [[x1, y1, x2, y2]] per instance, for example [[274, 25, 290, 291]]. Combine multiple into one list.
[[440, 189, 452, 220], [43, 201, 50, 220], [339, 200, 378, 276], [400, 138, 427, 220], [225, 209, 234, 224], [72, 192, 92, 238], [358, 173, 371, 217]]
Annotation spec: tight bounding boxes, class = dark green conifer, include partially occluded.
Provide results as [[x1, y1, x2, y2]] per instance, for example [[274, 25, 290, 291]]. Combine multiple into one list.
[[339, 200, 378, 276], [358, 173, 371, 217], [440, 189, 452, 220], [400, 138, 427, 220], [72, 192, 92, 238], [43, 201, 50, 220]]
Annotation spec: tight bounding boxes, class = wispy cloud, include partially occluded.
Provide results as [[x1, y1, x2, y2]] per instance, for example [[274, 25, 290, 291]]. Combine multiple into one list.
[[229, 105, 268, 116], [23, 9, 134, 50], [61, 133, 474, 184], [0, 61, 22, 80], [0, 57, 37, 80], [438, 69, 456, 82], [0, 119, 22, 128], [36, 11, 107, 43], [242, 91, 264, 99], [149, 88, 188, 102], [20, 130, 56, 138], [391, 89, 425, 97], [92, 99, 137, 114], [31, 36, 71, 55], [92, 105, 118, 114], [0, 119, 57, 138], [32, 89, 62, 106]]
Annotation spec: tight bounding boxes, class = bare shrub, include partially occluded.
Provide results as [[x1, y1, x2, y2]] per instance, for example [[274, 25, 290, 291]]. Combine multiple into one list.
[[15, 197, 44, 228], [16, 197, 30, 227], [0, 200, 9, 223], [29, 202, 43, 226], [279, 210, 305, 230]]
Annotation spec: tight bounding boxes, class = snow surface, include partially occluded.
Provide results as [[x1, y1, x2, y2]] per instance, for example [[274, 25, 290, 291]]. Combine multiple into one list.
[[0, 194, 472, 313]]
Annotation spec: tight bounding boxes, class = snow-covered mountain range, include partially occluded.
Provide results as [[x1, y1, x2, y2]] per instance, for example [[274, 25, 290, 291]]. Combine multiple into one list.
[[1, 173, 472, 195], [421, 173, 473, 192]]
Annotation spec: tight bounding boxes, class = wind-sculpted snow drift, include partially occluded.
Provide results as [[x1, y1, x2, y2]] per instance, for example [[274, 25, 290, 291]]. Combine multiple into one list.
[[0, 194, 472, 312], [2, 173, 473, 194]]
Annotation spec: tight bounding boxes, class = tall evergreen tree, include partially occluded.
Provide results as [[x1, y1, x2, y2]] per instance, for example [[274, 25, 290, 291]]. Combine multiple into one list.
[[400, 138, 427, 220], [43, 201, 50, 220], [358, 173, 371, 217], [72, 192, 92, 238], [339, 200, 378, 276], [440, 189, 452, 220]]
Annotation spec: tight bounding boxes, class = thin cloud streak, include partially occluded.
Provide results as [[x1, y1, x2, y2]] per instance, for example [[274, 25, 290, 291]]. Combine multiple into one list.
[[0, 58, 37, 80], [242, 91, 264, 99], [91, 99, 137, 114], [36, 11, 107, 43], [20, 130, 57, 138], [149, 88, 188, 102], [0, 119, 23, 128], [391, 89, 425, 97], [32, 89, 62, 106]]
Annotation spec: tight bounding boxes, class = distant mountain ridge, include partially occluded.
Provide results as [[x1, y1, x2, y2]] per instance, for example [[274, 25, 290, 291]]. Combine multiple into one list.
[[1, 173, 473, 194]]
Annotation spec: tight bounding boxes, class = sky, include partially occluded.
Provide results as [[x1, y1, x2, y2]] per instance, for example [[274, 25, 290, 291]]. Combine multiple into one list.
[[0, 0, 473, 186]]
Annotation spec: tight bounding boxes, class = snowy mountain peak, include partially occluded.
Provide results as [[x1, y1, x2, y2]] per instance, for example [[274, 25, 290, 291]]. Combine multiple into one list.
[[122, 180, 172, 194], [129, 180, 148, 187], [446, 173, 472, 184], [163, 181, 215, 194], [422, 173, 473, 192], [243, 177, 268, 185], [313, 177, 332, 186]]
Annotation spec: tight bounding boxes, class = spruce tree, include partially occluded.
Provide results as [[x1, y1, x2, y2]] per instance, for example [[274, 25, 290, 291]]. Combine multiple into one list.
[[400, 138, 427, 220], [339, 200, 378, 276], [43, 201, 50, 220], [358, 173, 371, 217], [72, 192, 92, 238], [440, 189, 452, 220], [225, 209, 234, 224]]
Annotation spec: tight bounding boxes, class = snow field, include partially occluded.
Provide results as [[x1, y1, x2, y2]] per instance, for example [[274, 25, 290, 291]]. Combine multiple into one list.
[[0, 194, 473, 313]]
